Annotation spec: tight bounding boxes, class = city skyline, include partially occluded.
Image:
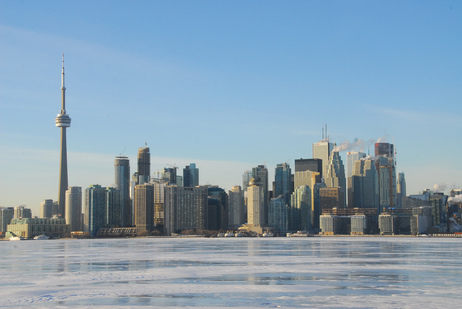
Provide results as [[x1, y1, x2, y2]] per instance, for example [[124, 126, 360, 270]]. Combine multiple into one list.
[[1, 1, 461, 215]]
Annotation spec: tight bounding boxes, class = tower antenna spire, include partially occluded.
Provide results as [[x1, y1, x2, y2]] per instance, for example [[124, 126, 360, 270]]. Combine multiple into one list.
[[61, 53, 66, 113]]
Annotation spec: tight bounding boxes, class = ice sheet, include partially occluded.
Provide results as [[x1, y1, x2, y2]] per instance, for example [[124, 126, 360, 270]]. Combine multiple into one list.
[[1, 237, 461, 307]]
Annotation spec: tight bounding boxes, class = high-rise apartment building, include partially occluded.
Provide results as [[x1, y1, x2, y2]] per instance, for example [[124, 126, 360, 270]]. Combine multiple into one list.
[[247, 178, 264, 227], [84, 185, 106, 237], [105, 187, 121, 227], [137, 147, 150, 185], [55, 56, 72, 218], [183, 163, 199, 187], [251, 165, 268, 225], [40, 199, 53, 218], [115, 156, 131, 227], [65, 186, 82, 232], [164, 185, 208, 235], [152, 178, 168, 227], [228, 186, 245, 228], [134, 183, 154, 234]]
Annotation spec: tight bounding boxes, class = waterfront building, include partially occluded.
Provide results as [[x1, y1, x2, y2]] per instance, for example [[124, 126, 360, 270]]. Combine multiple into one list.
[[14, 206, 32, 219], [114, 156, 131, 227], [164, 185, 208, 235], [228, 186, 245, 228], [268, 196, 288, 234], [0, 207, 14, 233], [134, 183, 154, 234], [137, 147, 150, 185], [6, 218, 70, 239], [84, 185, 107, 237], [183, 163, 199, 187], [65, 187, 82, 231], [40, 199, 53, 218], [55, 55, 71, 218], [379, 213, 398, 235]]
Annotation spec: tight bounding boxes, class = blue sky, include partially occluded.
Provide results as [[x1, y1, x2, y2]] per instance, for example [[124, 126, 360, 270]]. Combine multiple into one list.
[[1, 1, 461, 215]]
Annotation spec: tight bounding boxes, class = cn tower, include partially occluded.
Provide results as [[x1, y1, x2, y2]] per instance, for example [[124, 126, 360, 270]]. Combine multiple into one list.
[[55, 54, 71, 217]]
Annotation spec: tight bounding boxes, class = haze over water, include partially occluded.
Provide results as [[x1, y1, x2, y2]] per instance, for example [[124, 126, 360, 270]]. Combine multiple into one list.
[[2, 237, 461, 308]]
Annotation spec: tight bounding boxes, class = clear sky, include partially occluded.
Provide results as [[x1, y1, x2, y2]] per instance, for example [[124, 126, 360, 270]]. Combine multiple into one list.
[[1, 1, 461, 215]]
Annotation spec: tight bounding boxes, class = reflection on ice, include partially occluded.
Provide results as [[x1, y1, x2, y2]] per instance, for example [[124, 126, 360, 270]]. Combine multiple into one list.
[[1, 237, 462, 307]]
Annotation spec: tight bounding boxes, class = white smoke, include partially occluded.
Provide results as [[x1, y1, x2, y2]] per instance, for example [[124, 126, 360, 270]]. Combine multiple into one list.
[[432, 183, 447, 193], [448, 194, 462, 204], [333, 138, 367, 152], [376, 135, 388, 143]]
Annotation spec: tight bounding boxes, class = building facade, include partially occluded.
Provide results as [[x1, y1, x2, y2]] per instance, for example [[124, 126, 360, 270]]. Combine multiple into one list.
[[183, 163, 199, 187], [65, 186, 82, 231], [164, 186, 208, 235], [114, 156, 131, 227]]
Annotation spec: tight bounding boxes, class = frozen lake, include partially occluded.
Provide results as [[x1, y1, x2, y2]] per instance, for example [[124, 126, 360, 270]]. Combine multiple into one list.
[[1, 237, 462, 308]]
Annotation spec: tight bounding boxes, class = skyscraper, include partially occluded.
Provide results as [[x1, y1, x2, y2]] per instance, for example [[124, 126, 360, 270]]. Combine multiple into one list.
[[84, 185, 106, 237], [163, 185, 209, 236], [324, 151, 346, 208], [0, 207, 14, 233], [134, 183, 154, 234], [251, 165, 268, 225], [247, 178, 264, 227], [274, 163, 292, 206], [346, 152, 366, 178], [228, 186, 245, 228], [65, 186, 82, 231], [183, 163, 199, 187], [351, 158, 379, 210], [137, 147, 150, 185], [55, 55, 71, 218], [114, 156, 131, 226], [105, 187, 121, 227], [375, 142, 397, 211], [312, 140, 335, 178]]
